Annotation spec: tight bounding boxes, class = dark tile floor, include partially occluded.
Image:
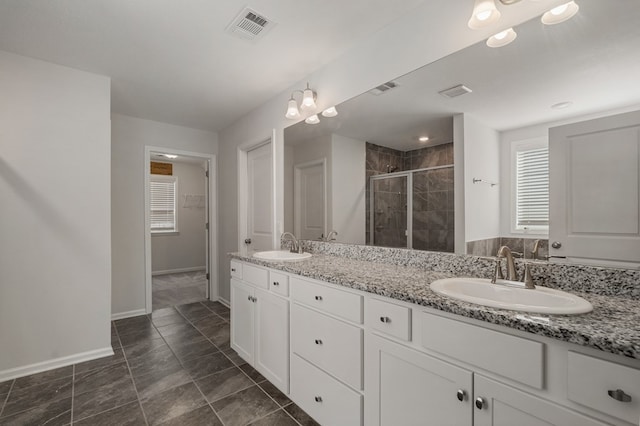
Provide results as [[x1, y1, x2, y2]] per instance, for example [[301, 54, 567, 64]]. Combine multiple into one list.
[[0, 301, 319, 426], [152, 272, 208, 310]]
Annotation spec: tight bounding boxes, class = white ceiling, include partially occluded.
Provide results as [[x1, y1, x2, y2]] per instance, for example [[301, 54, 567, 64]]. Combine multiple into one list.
[[0, 0, 426, 131], [285, 0, 640, 151]]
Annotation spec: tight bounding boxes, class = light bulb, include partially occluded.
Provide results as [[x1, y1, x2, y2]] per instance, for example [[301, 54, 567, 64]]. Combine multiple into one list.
[[305, 114, 320, 125], [322, 106, 338, 118], [541, 1, 579, 25], [486, 27, 517, 48], [285, 98, 300, 120], [419, 136, 430, 142], [468, 0, 501, 29]]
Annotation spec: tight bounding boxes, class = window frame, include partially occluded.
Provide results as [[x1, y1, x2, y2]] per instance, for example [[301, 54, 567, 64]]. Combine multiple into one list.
[[150, 174, 179, 234], [510, 137, 549, 235]]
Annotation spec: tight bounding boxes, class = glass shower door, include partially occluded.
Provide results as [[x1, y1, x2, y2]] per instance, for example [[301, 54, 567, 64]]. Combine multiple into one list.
[[370, 175, 408, 248]]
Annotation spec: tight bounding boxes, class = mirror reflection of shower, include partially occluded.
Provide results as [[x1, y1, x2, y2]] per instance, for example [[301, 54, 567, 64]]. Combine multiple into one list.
[[366, 142, 454, 252]]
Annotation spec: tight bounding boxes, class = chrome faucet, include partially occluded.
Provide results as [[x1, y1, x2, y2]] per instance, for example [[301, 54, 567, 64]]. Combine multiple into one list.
[[325, 230, 338, 241], [281, 232, 301, 253], [497, 246, 519, 281]]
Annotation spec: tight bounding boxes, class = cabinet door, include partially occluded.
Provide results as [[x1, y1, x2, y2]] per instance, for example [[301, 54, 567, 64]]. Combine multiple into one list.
[[254, 288, 290, 393], [549, 110, 640, 265], [474, 375, 608, 426], [230, 278, 254, 364], [365, 335, 472, 426]]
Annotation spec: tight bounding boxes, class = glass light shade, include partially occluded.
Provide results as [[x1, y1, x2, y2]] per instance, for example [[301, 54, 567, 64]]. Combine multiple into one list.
[[486, 27, 517, 48], [301, 88, 317, 110], [305, 114, 320, 124], [541, 1, 579, 25], [285, 98, 301, 119], [468, 0, 501, 29], [321, 106, 338, 117]]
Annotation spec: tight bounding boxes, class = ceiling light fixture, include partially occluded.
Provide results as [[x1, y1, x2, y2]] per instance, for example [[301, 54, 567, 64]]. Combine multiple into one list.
[[551, 101, 573, 110], [322, 106, 338, 117], [419, 136, 430, 142], [305, 114, 320, 125], [541, 1, 579, 25], [486, 27, 517, 47], [468, 0, 502, 29], [161, 154, 178, 159], [285, 82, 318, 120]]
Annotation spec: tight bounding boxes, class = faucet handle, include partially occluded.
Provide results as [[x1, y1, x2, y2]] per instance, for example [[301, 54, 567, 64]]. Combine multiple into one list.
[[511, 251, 524, 258], [522, 263, 535, 289], [491, 257, 504, 283]]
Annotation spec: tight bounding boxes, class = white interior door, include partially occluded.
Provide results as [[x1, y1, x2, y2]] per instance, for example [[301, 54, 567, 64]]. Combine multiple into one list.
[[549, 110, 640, 266], [294, 160, 326, 240], [247, 143, 273, 251]]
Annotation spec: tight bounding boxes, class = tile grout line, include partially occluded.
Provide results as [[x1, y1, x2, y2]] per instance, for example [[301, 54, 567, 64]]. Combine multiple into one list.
[[0, 379, 15, 418], [114, 320, 151, 426], [70, 364, 75, 425]]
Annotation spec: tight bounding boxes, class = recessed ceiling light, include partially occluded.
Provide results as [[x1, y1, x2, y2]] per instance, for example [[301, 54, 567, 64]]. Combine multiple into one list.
[[541, 1, 579, 25], [551, 101, 573, 110], [486, 28, 517, 48], [419, 136, 430, 142], [162, 154, 178, 159]]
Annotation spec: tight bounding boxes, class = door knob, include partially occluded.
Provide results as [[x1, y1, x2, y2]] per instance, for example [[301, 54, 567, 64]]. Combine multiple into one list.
[[245, 238, 252, 244], [551, 241, 562, 249], [475, 397, 486, 410]]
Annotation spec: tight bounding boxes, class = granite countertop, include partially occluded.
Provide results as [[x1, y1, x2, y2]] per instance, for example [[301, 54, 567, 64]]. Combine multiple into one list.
[[230, 252, 640, 360]]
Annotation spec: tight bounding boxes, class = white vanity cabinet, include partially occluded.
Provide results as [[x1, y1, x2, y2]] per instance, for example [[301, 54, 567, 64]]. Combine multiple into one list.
[[230, 263, 290, 393]]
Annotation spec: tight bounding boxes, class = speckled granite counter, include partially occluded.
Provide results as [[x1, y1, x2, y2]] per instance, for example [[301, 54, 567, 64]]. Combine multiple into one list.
[[229, 251, 640, 360]]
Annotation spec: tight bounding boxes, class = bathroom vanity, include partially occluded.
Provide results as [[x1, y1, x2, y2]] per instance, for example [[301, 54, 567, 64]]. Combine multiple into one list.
[[229, 250, 640, 426]]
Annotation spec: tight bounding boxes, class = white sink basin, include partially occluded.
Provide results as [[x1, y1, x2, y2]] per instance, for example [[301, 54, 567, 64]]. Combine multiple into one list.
[[253, 250, 312, 262], [430, 278, 592, 315]]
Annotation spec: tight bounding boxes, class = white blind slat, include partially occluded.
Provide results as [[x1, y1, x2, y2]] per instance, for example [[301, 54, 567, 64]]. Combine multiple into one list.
[[150, 178, 176, 231], [516, 147, 549, 228]]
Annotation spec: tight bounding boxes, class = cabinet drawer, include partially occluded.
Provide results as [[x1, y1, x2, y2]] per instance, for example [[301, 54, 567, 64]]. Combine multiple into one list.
[[291, 354, 362, 426], [568, 351, 640, 424], [242, 264, 268, 289], [292, 303, 363, 390], [230, 260, 242, 279], [291, 276, 363, 323], [269, 271, 289, 297], [421, 312, 544, 389], [367, 298, 411, 341]]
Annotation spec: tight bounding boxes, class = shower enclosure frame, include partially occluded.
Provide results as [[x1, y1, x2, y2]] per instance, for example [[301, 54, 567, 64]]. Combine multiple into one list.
[[369, 164, 453, 249]]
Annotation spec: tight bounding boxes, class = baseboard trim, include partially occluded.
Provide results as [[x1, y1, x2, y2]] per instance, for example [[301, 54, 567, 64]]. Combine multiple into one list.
[[111, 309, 147, 321], [0, 346, 114, 382], [218, 297, 230, 308], [152, 266, 206, 276]]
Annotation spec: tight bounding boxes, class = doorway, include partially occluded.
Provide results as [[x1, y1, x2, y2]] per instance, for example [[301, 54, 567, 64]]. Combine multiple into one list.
[[294, 159, 327, 240], [144, 147, 217, 313]]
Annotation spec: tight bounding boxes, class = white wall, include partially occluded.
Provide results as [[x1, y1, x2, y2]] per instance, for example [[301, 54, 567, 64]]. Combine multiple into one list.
[[217, 0, 567, 302], [462, 115, 501, 243], [152, 161, 207, 274], [0, 51, 111, 378], [331, 134, 366, 244], [111, 114, 217, 316]]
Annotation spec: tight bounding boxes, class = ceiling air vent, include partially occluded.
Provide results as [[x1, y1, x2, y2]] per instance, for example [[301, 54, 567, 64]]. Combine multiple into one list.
[[226, 7, 275, 42], [368, 80, 400, 96], [439, 84, 472, 98]]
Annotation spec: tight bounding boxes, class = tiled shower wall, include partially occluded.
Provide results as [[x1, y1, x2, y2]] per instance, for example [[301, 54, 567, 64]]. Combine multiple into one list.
[[366, 142, 454, 252]]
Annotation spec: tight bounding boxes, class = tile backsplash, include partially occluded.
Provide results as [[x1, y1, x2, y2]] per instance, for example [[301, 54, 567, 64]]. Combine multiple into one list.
[[467, 237, 549, 260]]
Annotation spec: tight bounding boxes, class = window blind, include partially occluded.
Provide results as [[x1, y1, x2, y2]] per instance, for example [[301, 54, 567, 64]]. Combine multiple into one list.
[[516, 147, 549, 228], [150, 178, 176, 231]]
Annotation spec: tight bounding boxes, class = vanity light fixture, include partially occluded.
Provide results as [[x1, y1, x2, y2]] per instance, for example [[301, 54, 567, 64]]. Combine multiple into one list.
[[541, 1, 579, 25], [468, 0, 502, 29], [305, 114, 320, 125], [322, 106, 338, 117], [486, 27, 517, 47], [285, 82, 317, 120], [419, 136, 430, 142]]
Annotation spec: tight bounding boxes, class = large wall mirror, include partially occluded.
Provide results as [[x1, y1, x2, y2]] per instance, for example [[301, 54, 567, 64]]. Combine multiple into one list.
[[283, 0, 640, 267]]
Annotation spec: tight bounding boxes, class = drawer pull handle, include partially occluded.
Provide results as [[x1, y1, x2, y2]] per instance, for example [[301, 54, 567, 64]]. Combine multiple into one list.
[[475, 397, 485, 410], [314, 396, 323, 403], [247, 295, 251, 301], [314, 339, 323, 345], [608, 389, 632, 402], [315, 296, 323, 301], [457, 389, 466, 402], [273, 281, 279, 286], [231, 268, 236, 272], [380, 316, 391, 323]]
